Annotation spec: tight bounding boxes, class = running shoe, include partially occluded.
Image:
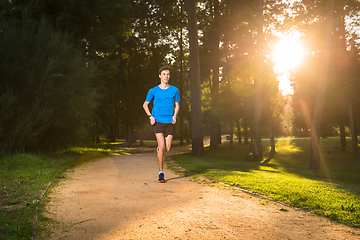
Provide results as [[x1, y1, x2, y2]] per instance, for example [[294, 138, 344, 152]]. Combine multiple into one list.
[[158, 172, 165, 183]]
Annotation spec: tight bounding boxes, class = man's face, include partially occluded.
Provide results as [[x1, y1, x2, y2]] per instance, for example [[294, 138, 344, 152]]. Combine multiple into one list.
[[159, 70, 170, 83]]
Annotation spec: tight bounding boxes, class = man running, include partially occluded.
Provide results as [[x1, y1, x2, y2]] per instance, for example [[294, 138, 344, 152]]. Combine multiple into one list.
[[142, 65, 180, 183]]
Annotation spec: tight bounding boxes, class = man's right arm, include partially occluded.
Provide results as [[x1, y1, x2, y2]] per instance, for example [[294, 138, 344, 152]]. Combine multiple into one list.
[[143, 101, 151, 116], [143, 101, 155, 125]]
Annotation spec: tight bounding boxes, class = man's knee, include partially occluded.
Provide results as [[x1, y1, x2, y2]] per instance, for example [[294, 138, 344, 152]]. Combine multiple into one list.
[[158, 144, 166, 152]]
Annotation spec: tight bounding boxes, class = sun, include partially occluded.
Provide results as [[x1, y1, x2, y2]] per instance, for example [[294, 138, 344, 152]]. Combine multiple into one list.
[[273, 36, 304, 73], [272, 36, 304, 95]]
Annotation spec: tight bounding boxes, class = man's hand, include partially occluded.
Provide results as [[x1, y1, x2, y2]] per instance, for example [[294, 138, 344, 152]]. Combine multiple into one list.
[[172, 116, 177, 124], [150, 116, 156, 125]]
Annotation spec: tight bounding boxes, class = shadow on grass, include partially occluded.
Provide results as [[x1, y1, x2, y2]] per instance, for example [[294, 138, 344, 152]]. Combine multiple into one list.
[[172, 138, 360, 188], [171, 138, 360, 228], [262, 151, 276, 164], [268, 138, 360, 186]]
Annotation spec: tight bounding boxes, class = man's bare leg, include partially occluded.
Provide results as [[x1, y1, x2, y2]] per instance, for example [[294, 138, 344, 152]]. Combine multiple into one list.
[[155, 133, 166, 172], [165, 134, 173, 152]]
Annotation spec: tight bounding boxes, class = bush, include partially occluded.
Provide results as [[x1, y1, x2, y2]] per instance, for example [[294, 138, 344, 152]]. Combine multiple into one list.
[[0, 17, 100, 153]]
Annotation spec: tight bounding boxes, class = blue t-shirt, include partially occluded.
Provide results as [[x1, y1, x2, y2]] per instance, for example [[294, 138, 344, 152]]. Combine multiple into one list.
[[145, 85, 180, 124]]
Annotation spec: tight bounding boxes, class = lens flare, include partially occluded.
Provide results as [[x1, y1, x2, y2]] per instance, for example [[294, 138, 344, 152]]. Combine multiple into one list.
[[273, 37, 304, 73]]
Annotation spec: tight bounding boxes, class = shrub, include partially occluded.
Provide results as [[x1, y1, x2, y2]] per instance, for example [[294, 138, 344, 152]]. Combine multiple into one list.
[[0, 17, 100, 153]]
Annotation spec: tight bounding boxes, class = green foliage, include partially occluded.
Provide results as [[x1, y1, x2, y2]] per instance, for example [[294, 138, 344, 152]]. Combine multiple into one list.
[[172, 138, 360, 227], [0, 16, 100, 153]]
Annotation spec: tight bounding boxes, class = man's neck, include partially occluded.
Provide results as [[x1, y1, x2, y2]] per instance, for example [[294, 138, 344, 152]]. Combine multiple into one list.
[[159, 82, 169, 89]]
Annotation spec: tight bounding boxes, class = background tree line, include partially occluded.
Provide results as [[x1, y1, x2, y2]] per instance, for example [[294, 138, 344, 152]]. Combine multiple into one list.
[[1, 0, 360, 170]]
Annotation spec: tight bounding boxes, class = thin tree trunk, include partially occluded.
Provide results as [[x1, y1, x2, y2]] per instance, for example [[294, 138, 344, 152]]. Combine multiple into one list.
[[244, 115, 249, 144], [253, 0, 263, 161], [310, 0, 334, 170], [179, 1, 184, 146], [337, 7, 347, 153], [210, 0, 221, 149], [95, 120, 100, 143], [237, 120, 242, 144], [269, 117, 276, 153], [210, 67, 221, 147], [109, 112, 117, 142], [250, 119, 254, 152], [115, 116, 119, 140], [348, 97, 358, 157], [185, 119, 189, 143], [229, 121, 234, 150], [127, 124, 136, 147], [339, 123, 346, 151], [186, 0, 204, 155]]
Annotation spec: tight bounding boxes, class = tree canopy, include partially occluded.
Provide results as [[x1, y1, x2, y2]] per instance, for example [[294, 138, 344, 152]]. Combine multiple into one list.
[[1, 0, 360, 165]]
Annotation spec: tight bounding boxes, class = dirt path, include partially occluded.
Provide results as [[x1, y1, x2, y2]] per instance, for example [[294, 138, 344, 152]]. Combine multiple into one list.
[[45, 146, 360, 240]]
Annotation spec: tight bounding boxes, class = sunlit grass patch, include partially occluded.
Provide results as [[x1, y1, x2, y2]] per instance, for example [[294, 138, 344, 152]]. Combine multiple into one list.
[[205, 170, 360, 226], [271, 139, 305, 153], [172, 138, 360, 227], [87, 139, 159, 148], [68, 147, 133, 156]]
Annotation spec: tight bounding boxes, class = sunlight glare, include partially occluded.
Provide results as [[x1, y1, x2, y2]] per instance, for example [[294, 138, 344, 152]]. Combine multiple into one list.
[[273, 36, 304, 73], [277, 73, 294, 95], [273, 35, 304, 95]]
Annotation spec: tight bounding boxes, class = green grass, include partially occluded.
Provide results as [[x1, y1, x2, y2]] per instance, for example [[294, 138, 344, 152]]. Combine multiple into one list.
[[0, 153, 78, 239], [87, 140, 158, 148], [171, 138, 360, 228], [0, 142, 139, 240]]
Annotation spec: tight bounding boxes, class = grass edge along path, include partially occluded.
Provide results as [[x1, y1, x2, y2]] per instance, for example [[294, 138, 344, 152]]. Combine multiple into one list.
[[170, 138, 360, 228], [0, 140, 141, 240]]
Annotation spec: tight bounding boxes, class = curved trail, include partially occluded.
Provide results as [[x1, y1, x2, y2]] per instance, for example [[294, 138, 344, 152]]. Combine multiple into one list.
[[45, 145, 360, 239]]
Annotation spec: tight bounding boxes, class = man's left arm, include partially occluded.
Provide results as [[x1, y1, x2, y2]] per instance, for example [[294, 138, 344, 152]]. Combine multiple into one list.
[[172, 102, 180, 124]]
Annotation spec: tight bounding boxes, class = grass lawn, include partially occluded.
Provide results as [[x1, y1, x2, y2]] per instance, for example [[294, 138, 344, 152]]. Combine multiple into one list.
[[0, 140, 153, 240], [170, 137, 360, 228]]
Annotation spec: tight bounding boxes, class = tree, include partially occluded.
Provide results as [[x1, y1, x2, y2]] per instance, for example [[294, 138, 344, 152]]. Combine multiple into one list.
[[253, 0, 264, 161], [209, 0, 222, 149], [186, 0, 204, 156], [309, 0, 335, 170], [0, 16, 99, 153]]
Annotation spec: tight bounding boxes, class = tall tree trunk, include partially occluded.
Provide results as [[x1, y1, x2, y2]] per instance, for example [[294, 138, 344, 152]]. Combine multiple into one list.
[[253, 0, 263, 161], [127, 124, 135, 147], [179, 1, 184, 146], [337, 6, 347, 153], [348, 97, 359, 157], [339, 123, 346, 151], [309, 0, 334, 170], [269, 117, 276, 153], [186, 0, 204, 156], [210, 66, 221, 147], [210, 0, 221, 149]]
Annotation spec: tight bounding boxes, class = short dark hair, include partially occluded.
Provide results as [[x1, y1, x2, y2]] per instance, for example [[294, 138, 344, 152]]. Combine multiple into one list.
[[158, 65, 171, 75]]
